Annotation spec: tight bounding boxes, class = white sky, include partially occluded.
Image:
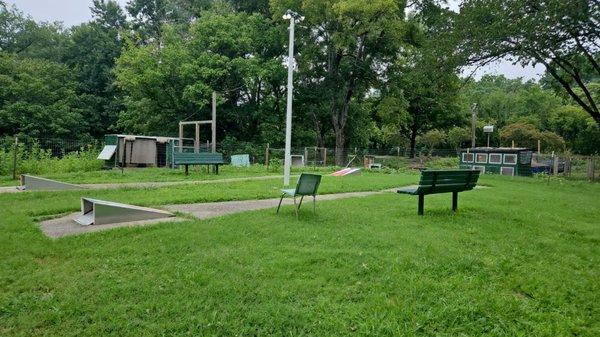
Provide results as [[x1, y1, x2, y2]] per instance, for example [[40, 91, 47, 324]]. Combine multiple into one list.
[[7, 0, 545, 81]]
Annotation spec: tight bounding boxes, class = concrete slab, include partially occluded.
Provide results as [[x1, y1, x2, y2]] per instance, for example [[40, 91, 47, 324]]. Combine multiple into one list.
[[40, 213, 187, 238]]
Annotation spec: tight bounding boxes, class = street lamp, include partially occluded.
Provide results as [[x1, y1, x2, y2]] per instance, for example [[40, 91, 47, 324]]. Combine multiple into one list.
[[282, 10, 304, 187]]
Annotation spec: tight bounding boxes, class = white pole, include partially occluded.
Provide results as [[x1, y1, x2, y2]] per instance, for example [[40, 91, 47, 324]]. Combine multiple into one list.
[[283, 17, 295, 186], [212, 91, 217, 153]]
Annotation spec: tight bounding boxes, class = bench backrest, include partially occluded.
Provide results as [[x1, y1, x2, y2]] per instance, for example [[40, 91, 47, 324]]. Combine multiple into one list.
[[295, 173, 322, 196], [173, 152, 224, 164], [416, 169, 480, 195]]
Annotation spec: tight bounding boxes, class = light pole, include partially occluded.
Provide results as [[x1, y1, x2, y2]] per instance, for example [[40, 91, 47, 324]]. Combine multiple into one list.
[[282, 9, 304, 186]]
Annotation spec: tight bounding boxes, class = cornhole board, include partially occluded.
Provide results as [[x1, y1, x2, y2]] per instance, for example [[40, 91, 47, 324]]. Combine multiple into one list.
[[331, 167, 361, 176], [74, 198, 174, 226], [19, 174, 84, 191]]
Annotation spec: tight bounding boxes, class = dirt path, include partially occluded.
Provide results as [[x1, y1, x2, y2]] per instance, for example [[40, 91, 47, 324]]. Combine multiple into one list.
[[0, 175, 291, 194], [39, 190, 392, 238]]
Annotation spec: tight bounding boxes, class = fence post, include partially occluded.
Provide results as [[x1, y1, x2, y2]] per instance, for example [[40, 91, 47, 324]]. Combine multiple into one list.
[[553, 155, 559, 176], [314, 147, 317, 170], [12, 136, 18, 180], [564, 157, 571, 177], [265, 143, 270, 169], [304, 147, 308, 166], [323, 148, 327, 167], [588, 157, 595, 181]]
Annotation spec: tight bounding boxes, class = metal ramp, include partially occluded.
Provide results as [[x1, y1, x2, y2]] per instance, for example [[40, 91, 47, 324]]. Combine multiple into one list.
[[19, 174, 84, 191], [74, 198, 174, 226]]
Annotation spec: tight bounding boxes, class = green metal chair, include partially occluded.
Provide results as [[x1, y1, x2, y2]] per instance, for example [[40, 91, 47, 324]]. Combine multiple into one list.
[[276, 173, 322, 217]]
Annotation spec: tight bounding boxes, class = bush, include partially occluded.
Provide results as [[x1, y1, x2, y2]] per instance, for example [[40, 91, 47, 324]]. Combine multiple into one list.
[[0, 143, 103, 177]]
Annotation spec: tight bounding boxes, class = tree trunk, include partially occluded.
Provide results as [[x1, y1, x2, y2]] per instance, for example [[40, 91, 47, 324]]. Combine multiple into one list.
[[334, 130, 347, 167], [409, 123, 418, 159]]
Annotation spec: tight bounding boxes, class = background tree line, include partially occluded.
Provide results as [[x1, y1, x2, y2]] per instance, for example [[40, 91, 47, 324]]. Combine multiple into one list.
[[0, 0, 598, 164]]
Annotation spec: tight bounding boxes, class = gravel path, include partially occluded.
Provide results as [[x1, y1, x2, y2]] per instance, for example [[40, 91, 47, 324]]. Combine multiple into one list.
[[39, 190, 392, 238]]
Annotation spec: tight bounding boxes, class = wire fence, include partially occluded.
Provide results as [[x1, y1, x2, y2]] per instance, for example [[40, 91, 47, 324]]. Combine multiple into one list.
[[1, 136, 598, 181]]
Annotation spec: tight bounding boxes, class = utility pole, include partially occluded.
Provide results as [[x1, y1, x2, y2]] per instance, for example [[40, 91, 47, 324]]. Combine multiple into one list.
[[282, 10, 304, 186], [211, 91, 217, 153], [471, 103, 477, 148]]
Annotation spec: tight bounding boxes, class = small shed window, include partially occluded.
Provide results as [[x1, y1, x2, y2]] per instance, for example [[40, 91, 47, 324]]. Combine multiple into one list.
[[489, 153, 502, 164], [503, 154, 517, 164], [462, 153, 474, 163], [475, 153, 488, 163], [472, 165, 486, 174], [501, 167, 515, 176]]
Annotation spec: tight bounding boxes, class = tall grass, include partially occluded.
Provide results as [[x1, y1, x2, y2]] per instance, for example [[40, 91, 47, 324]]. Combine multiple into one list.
[[0, 143, 103, 177]]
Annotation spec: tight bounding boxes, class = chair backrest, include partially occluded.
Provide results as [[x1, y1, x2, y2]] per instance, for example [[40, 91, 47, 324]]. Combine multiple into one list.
[[295, 173, 322, 196], [416, 169, 480, 194]]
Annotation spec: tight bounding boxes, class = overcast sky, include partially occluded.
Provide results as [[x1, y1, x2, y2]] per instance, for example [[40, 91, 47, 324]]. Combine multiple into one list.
[[7, 0, 545, 81]]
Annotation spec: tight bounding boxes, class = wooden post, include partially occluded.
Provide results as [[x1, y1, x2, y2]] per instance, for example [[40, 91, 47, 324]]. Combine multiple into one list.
[[511, 140, 515, 148], [323, 148, 327, 167], [537, 139, 541, 154], [553, 155, 559, 176], [212, 91, 217, 153], [12, 136, 18, 180], [314, 147, 317, 170], [470, 103, 477, 148], [178, 123, 184, 153], [304, 147, 308, 166], [397, 146, 400, 157], [588, 157, 595, 181], [265, 143, 270, 168], [565, 157, 571, 177]]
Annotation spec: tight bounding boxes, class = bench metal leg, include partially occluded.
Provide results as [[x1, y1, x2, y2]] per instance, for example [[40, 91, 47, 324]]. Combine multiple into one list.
[[418, 194, 424, 216], [452, 192, 458, 212], [298, 195, 304, 210], [276, 193, 285, 214], [215, 165, 219, 174], [293, 196, 298, 218]]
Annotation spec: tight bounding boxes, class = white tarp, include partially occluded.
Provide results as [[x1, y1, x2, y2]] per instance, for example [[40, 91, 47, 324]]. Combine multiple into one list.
[[97, 145, 117, 160]]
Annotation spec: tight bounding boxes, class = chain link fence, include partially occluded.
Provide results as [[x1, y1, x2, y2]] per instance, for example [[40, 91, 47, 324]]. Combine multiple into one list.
[[1, 136, 598, 181]]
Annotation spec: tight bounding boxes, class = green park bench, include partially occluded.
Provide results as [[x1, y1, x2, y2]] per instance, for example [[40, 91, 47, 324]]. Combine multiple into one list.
[[397, 169, 480, 215], [277, 173, 322, 218], [173, 152, 225, 175]]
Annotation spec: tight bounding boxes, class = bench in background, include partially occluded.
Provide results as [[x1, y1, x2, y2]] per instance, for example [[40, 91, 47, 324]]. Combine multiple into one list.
[[173, 152, 224, 175]]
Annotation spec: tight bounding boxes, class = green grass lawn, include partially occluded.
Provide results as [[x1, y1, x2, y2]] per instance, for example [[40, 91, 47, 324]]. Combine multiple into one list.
[[0, 165, 292, 186], [1, 172, 599, 336]]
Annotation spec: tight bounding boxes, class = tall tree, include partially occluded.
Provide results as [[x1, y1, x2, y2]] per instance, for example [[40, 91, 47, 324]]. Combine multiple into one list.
[[270, 0, 406, 165], [64, 1, 128, 137], [454, 0, 600, 126]]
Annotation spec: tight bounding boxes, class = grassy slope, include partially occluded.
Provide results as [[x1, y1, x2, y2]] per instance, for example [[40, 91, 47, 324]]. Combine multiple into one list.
[[0, 173, 599, 336]]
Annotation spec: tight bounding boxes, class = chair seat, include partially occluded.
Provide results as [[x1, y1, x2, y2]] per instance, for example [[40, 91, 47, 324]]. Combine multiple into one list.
[[281, 188, 296, 196]]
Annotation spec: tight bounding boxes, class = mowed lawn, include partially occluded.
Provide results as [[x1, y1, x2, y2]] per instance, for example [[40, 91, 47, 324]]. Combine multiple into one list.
[[1, 173, 599, 336]]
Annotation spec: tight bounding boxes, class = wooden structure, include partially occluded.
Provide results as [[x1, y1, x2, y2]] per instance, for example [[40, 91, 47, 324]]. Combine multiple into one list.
[[459, 147, 533, 177], [397, 169, 480, 215], [179, 92, 217, 154]]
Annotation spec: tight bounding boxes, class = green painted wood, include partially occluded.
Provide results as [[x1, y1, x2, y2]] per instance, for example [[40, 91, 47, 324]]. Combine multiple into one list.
[[173, 152, 224, 165]]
